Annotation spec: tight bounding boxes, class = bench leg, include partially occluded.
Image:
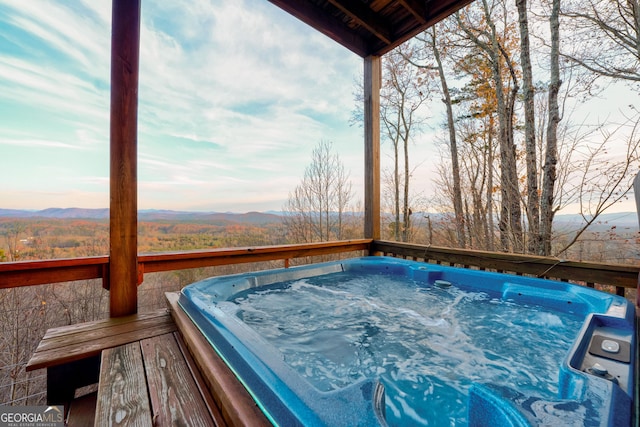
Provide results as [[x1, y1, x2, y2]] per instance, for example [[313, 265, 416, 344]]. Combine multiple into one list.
[[47, 356, 101, 406]]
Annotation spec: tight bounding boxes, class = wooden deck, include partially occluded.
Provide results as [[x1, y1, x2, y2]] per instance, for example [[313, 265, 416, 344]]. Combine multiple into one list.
[[26, 295, 271, 426]]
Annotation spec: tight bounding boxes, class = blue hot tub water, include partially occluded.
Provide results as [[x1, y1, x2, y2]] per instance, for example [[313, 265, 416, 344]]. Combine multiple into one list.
[[179, 257, 636, 426]]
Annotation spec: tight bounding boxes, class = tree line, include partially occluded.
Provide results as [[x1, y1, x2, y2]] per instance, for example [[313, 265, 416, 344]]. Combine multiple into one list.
[[287, 0, 640, 257]]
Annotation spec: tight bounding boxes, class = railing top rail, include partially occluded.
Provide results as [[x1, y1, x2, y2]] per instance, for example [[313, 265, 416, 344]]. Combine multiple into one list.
[[0, 256, 109, 272], [373, 240, 639, 271], [372, 240, 640, 289], [139, 239, 373, 261], [0, 240, 373, 290]]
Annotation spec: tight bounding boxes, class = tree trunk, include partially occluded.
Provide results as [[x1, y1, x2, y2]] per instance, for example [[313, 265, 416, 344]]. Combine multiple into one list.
[[431, 27, 466, 248], [516, 0, 540, 254], [486, 118, 496, 251], [481, 0, 518, 252], [394, 138, 401, 241], [403, 135, 410, 242], [541, 0, 561, 255]]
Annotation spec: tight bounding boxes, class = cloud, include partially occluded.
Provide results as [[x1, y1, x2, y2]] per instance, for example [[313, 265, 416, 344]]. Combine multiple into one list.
[[0, 137, 82, 149], [1, 0, 364, 211]]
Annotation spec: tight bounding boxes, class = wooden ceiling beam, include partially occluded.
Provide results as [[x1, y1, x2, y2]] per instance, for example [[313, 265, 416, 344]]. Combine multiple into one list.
[[326, 0, 393, 45], [368, 0, 474, 54], [397, 0, 427, 24], [267, 0, 370, 56], [424, 0, 474, 29]]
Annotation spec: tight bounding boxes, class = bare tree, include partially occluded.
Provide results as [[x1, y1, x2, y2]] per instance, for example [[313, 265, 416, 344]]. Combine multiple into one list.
[[2, 222, 26, 261], [410, 25, 467, 248], [554, 114, 640, 256], [455, 0, 524, 252], [283, 140, 354, 243], [561, 0, 640, 84], [536, 0, 563, 256], [517, 0, 541, 253], [380, 45, 432, 241]]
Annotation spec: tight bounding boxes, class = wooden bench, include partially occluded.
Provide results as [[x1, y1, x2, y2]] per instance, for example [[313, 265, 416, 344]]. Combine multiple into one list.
[[26, 295, 273, 426], [27, 309, 177, 407], [25, 308, 223, 425]]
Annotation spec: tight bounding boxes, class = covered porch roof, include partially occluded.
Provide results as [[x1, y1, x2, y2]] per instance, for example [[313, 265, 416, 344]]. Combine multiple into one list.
[[267, 0, 473, 57]]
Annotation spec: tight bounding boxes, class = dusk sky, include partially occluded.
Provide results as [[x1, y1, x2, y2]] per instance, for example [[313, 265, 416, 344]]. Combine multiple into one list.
[[0, 0, 389, 212]]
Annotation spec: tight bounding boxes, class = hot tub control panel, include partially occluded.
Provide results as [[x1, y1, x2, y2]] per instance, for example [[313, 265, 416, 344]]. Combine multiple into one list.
[[579, 329, 633, 394], [566, 312, 635, 396]]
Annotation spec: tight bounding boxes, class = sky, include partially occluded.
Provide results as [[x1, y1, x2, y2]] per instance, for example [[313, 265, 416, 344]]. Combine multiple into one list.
[[1, 1, 637, 214], [0, 0, 387, 212]]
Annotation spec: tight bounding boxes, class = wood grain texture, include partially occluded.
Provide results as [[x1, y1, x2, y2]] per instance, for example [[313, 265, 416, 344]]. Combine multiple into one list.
[[27, 310, 175, 371], [0, 256, 107, 289], [95, 342, 152, 427], [67, 391, 98, 426], [174, 332, 227, 426], [166, 292, 271, 427], [140, 334, 213, 426], [40, 310, 169, 341], [364, 55, 381, 240], [109, 0, 141, 317]]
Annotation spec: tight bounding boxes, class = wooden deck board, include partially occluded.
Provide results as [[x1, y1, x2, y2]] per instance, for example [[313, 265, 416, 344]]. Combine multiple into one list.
[[28, 297, 264, 426], [95, 342, 153, 427], [35, 311, 174, 352], [140, 334, 213, 426], [174, 332, 227, 426]]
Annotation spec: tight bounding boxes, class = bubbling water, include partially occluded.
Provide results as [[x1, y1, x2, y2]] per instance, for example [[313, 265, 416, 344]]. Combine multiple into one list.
[[234, 271, 584, 426]]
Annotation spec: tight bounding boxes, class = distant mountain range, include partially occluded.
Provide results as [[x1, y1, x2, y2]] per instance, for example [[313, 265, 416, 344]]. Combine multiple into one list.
[[552, 211, 639, 232], [1, 208, 638, 230], [0, 208, 282, 224]]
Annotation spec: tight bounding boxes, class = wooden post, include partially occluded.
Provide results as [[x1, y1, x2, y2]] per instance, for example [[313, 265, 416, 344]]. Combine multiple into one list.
[[364, 55, 381, 240], [109, 0, 141, 317]]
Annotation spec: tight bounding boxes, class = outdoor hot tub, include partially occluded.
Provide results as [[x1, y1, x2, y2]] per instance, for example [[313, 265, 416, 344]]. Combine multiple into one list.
[[178, 256, 636, 426]]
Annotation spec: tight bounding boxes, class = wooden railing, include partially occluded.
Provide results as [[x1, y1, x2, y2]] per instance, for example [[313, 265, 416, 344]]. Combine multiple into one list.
[[0, 240, 373, 290], [1, 239, 637, 298], [372, 240, 640, 297]]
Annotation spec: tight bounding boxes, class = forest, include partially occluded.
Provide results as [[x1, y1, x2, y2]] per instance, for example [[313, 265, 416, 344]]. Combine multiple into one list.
[[348, 0, 640, 259]]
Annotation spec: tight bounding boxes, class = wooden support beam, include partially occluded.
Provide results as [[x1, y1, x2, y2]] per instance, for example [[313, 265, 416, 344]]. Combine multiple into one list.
[[109, 0, 141, 317], [327, 0, 392, 45], [364, 55, 381, 240]]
